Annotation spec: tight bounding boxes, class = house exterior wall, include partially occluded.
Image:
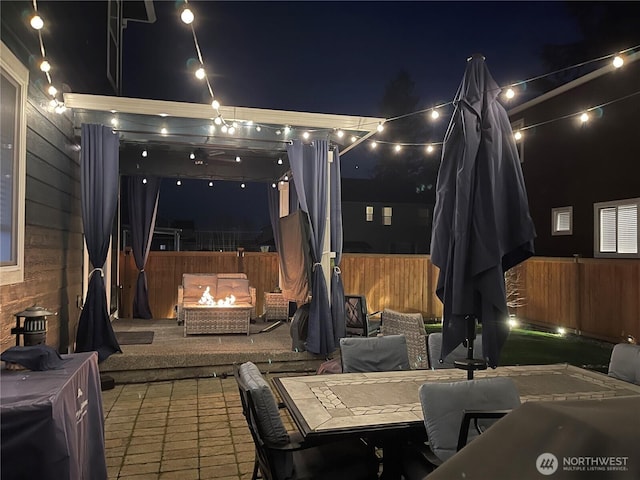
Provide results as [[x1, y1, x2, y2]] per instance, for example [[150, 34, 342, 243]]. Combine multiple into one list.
[[0, 44, 83, 353], [510, 58, 640, 258], [342, 201, 431, 253]]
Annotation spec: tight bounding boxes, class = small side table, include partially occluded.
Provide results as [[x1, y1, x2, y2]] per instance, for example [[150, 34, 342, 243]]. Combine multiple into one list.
[[263, 292, 289, 321]]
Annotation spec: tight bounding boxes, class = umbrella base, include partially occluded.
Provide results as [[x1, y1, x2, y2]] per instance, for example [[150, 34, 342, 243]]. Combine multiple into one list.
[[454, 359, 488, 380]]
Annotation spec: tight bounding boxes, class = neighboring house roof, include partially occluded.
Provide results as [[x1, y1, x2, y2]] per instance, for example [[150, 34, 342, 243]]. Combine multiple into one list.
[[509, 50, 640, 116]]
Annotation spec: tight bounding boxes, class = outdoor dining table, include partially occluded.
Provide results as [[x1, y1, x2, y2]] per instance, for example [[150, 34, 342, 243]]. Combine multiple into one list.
[[271, 364, 640, 479]]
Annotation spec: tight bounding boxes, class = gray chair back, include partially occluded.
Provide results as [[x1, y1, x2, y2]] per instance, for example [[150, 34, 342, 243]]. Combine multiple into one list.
[[340, 335, 410, 373], [608, 343, 640, 385], [427, 332, 483, 369], [419, 377, 520, 462]]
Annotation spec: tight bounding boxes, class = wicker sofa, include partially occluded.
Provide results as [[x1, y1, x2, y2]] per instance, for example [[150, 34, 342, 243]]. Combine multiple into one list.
[[177, 273, 257, 332]]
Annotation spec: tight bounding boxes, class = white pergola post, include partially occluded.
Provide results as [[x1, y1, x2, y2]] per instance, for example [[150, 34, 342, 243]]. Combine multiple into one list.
[[323, 150, 334, 303]]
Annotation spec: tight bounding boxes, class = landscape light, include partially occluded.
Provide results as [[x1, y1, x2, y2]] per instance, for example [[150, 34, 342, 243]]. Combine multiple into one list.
[[181, 7, 194, 24], [30, 15, 44, 30], [557, 327, 566, 336]]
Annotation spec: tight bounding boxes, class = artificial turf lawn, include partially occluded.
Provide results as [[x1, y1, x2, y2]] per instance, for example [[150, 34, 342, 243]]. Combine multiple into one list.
[[424, 324, 614, 372]]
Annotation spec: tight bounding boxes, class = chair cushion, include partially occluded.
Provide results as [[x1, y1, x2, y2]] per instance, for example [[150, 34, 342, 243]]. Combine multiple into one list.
[[419, 377, 520, 462], [427, 332, 483, 369], [238, 362, 289, 444], [340, 335, 410, 373], [608, 343, 640, 385], [218, 278, 252, 304]]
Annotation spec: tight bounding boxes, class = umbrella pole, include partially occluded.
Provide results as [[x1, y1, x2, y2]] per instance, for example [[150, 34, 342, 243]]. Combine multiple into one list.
[[454, 315, 488, 380]]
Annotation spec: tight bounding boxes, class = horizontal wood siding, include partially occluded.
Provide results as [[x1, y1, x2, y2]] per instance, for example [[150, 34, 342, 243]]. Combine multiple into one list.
[[0, 82, 82, 354]]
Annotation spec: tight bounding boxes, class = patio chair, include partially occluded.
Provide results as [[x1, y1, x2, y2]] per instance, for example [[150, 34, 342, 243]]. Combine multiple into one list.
[[340, 334, 410, 373], [234, 362, 378, 480], [345, 295, 380, 337], [401, 377, 520, 479], [608, 343, 640, 385], [426, 332, 484, 369], [380, 309, 428, 369]]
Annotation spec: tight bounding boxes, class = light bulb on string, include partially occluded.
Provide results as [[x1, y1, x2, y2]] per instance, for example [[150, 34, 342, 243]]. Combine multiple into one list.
[[275, 129, 281, 135], [195, 67, 205, 79], [30, 15, 44, 30], [377, 122, 384, 132], [190, 152, 195, 160], [209, 124, 215, 134], [142, 178, 147, 184], [208, 181, 214, 187], [394, 144, 402, 152], [303, 131, 310, 139], [228, 126, 236, 135], [181, 7, 194, 24], [214, 116, 222, 125], [176, 179, 182, 186], [110, 117, 118, 127], [430, 109, 440, 120], [277, 158, 283, 165], [161, 127, 168, 135], [54, 104, 66, 114], [256, 126, 261, 132], [284, 126, 291, 135], [49, 98, 58, 107], [141, 150, 148, 158], [221, 125, 228, 133], [336, 130, 344, 138], [271, 183, 277, 189], [47, 85, 57, 96], [40, 60, 51, 73], [612, 56, 624, 68], [371, 141, 377, 149], [235, 156, 241, 163], [426, 145, 434, 154], [350, 136, 357, 143], [241, 183, 246, 189], [514, 131, 523, 141], [580, 112, 590, 123], [284, 175, 289, 181], [505, 88, 515, 99], [211, 99, 220, 110]]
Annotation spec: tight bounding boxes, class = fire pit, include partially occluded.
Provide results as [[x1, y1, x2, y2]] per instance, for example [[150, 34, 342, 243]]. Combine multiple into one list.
[[183, 286, 252, 336]]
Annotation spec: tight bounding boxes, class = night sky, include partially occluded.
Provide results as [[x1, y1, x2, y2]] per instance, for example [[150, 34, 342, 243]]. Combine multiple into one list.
[[7, 1, 595, 231]]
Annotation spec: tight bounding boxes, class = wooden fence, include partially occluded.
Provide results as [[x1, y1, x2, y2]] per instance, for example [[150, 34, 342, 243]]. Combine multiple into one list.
[[120, 252, 639, 343]]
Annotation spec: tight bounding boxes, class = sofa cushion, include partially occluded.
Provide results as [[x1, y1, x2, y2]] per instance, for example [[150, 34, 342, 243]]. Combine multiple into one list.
[[218, 278, 252, 304], [182, 274, 218, 303], [238, 362, 289, 444]]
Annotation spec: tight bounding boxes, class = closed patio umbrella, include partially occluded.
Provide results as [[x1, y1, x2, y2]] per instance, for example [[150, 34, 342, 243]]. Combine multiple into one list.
[[430, 54, 535, 371]]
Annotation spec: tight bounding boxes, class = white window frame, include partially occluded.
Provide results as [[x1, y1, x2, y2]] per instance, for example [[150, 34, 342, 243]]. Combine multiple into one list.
[[365, 205, 373, 222], [552, 206, 573, 236], [511, 118, 525, 163], [0, 43, 28, 285], [383, 206, 392, 226], [594, 198, 639, 259]]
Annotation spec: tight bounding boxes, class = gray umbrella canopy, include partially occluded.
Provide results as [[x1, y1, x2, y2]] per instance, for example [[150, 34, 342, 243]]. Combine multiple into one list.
[[430, 54, 536, 368]]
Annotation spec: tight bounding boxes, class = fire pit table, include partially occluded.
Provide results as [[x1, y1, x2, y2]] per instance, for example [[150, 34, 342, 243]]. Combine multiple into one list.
[[183, 303, 252, 336]]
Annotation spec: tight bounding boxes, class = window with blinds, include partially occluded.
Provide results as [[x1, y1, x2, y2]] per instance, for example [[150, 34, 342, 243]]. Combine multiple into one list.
[[365, 205, 373, 222], [383, 207, 392, 226], [594, 199, 639, 258], [552, 206, 573, 236]]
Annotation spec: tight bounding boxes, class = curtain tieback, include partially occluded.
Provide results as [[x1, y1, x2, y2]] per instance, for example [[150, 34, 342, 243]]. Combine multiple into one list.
[[313, 262, 322, 271], [333, 266, 341, 275], [140, 268, 145, 272], [89, 268, 104, 278]]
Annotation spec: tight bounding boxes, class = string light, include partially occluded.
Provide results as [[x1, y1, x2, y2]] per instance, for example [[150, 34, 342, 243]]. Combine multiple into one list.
[[426, 145, 434, 154], [303, 131, 310, 139], [394, 144, 402, 152], [190, 152, 195, 160], [160, 127, 168, 135], [235, 156, 241, 162], [256, 126, 261, 132], [47, 85, 57, 96], [209, 124, 215, 134], [430, 109, 440, 120], [40, 60, 50, 72], [284, 126, 291, 135], [277, 158, 283, 165], [377, 122, 385, 132], [240, 182, 246, 188], [221, 125, 228, 133], [208, 181, 214, 187], [351, 136, 357, 143], [612, 56, 624, 68], [30, 14, 44, 30], [142, 178, 147, 184], [371, 141, 377, 149], [141, 149, 148, 157], [176, 179, 182, 186], [214, 116, 222, 125], [195, 66, 205, 79], [228, 126, 236, 135], [211, 99, 220, 110], [579, 112, 590, 123], [271, 183, 277, 188], [180, 7, 194, 24], [336, 130, 344, 138], [505, 88, 516, 99], [514, 131, 523, 141]]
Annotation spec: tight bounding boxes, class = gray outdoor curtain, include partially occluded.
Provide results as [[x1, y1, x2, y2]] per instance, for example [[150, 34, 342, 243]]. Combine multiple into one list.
[[330, 147, 346, 340], [126, 175, 160, 319], [75, 124, 122, 362], [287, 139, 334, 355]]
